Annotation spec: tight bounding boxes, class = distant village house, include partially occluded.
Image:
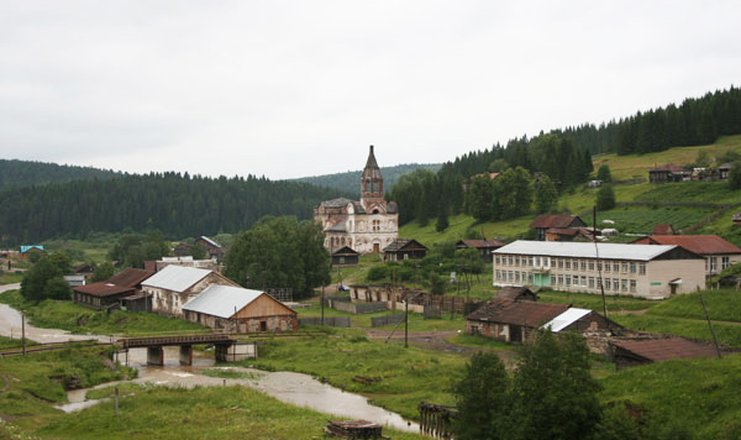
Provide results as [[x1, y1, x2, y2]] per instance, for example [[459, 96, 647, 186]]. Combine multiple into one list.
[[142, 265, 239, 316], [530, 214, 588, 241], [383, 238, 428, 262], [73, 267, 153, 311], [631, 234, 741, 277]]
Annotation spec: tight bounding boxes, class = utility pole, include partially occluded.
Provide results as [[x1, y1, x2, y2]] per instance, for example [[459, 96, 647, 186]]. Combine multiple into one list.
[[699, 293, 722, 358], [404, 292, 409, 349], [321, 285, 325, 326], [593, 206, 608, 321], [21, 312, 26, 356]]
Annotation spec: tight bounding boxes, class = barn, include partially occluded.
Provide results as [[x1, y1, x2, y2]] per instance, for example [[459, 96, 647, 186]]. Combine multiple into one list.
[[182, 285, 297, 333]]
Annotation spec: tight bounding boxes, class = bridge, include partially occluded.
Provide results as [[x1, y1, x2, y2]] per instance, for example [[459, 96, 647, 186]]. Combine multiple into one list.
[[115, 333, 240, 366]]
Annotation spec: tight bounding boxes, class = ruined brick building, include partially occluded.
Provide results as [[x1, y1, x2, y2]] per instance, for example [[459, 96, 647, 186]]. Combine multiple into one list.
[[314, 146, 399, 254]]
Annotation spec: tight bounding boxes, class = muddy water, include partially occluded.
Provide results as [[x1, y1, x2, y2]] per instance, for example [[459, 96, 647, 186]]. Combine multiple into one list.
[[0, 284, 420, 433]]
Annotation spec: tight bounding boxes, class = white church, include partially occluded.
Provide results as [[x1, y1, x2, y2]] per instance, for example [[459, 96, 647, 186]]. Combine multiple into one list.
[[314, 146, 399, 254]]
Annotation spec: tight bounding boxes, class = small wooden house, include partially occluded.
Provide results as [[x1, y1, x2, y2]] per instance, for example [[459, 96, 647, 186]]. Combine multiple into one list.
[[72, 267, 153, 310], [383, 239, 427, 262], [331, 246, 360, 266], [530, 215, 587, 241], [455, 239, 505, 260], [182, 285, 297, 333], [195, 236, 225, 260]]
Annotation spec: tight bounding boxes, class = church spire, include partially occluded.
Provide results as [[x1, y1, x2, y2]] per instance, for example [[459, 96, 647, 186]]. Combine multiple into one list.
[[361, 145, 383, 203]]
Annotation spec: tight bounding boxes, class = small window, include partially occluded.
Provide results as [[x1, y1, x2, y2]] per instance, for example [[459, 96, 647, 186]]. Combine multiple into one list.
[[588, 260, 595, 271], [613, 278, 619, 291], [588, 277, 595, 288], [605, 278, 611, 290], [630, 280, 637, 293], [260, 321, 267, 332], [639, 263, 646, 275], [630, 262, 637, 274], [722, 257, 730, 270], [580, 260, 587, 271], [565, 259, 572, 270]]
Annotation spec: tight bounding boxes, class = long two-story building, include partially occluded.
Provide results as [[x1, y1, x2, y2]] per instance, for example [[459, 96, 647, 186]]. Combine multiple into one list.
[[492, 241, 705, 299]]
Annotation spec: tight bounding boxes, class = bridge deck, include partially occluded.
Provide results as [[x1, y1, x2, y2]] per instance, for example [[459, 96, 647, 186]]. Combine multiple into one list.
[[117, 334, 236, 349]]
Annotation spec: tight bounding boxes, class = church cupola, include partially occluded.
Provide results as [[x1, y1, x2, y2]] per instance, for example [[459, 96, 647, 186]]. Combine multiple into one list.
[[361, 145, 384, 202]]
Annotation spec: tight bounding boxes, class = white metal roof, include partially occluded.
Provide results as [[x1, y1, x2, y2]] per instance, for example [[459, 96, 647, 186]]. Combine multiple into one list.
[[182, 284, 264, 319], [541, 307, 592, 332], [141, 265, 212, 292], [493, 240, 678, 261], [199, 236, 222, 248]]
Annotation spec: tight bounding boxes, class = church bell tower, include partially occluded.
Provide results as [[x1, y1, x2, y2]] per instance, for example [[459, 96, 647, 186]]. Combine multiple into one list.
[[360, 145, 384, 208]]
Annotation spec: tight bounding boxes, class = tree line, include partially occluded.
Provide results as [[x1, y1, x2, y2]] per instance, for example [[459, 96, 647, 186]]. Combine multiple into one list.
[[0, 172, 347, 245], [0, 159, 121, 191]]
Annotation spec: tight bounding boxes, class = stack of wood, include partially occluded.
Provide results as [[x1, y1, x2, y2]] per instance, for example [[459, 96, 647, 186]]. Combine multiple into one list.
[[325, 420, 385, 439]]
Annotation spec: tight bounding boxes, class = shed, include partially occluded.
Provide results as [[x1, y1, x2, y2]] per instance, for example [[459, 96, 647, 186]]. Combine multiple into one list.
[[72, 267, 153, 310], [331, 246, 360, 266], [455, 239, 505, 260], [182, 285, 297, 333], [495, 286, 537, 301], [609, 337, 718, 368], [466, 298, 568, 343], [383, 239, 427, 262], [142, 265, 239, 316], [195, 236, 225, 260]]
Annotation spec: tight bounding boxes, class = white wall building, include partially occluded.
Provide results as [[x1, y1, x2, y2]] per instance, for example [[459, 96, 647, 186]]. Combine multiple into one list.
[[493, 240, 706, 299]]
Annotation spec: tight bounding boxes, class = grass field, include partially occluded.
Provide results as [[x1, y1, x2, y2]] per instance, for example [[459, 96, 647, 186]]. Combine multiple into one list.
[[592, 134, 741, 181], [34, 385, 425, 440], [0, 290, 206, 336], [583, 206, 716, 235], [0, 345, 135, 435], [246, 330, 467, 419], [599, 354, 741, 440]]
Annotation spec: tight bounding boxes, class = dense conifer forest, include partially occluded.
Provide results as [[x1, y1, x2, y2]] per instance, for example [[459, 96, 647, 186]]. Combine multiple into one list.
[[0, 159, 121, 190], [390, 86, 741, 226], [294, 163, 441, 196], [0, 172, 347, 245]]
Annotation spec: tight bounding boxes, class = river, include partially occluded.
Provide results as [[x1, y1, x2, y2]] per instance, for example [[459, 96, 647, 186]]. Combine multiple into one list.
[[0, 283, 419, 433]]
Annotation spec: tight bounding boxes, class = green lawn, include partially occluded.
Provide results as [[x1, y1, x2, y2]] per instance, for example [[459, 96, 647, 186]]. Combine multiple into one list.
[[599, 354, 741, 440], [647, 290, 740, 322], [0, 290, 206, 336], [35, 385, 425, 440], [612, 314, 741, 348], [0, 345, 135, 434], [246, 330, 467, 419]]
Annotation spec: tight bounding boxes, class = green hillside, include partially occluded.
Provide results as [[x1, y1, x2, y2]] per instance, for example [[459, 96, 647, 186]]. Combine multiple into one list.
[[0, 159, 121, 190], [294, 163, 441, 197], [400, 135, 741, 246]]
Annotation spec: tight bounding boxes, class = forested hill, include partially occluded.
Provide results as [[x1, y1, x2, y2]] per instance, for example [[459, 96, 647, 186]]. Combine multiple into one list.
[[0, 159, 121, 190], [293, 163, 441, 196], [0, 173, 348, 245]]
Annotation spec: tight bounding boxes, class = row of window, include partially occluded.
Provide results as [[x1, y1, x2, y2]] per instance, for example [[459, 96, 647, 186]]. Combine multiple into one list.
[[495, 254, 646, 275], [493, 271, 638, 293]]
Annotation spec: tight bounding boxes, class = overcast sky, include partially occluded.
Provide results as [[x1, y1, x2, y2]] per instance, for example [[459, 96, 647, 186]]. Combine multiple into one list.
[[1, 1, 740, 180]]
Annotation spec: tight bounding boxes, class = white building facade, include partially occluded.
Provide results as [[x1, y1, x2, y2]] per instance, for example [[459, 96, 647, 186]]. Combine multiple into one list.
[[314, 146, 399, 254], [493, 240, 706, 299]]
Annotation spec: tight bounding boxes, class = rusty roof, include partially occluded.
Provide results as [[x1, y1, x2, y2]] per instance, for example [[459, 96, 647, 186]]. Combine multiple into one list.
[[530, 214, 586, 229], [457, 239, 505, 249], [495, 286, 536, 301], [108, 268, 155, 288], [640, 235, 741, 255], [466, 298, 568, 327], [73, 283, 136, 298], [611, 337, 718, 362]]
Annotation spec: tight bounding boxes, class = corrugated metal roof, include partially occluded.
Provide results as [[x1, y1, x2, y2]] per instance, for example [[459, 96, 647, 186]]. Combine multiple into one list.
[[530, 214, 585, 229], [141, 265, 212, 292], [493, 240, 679, 261], [467, 298, 569, 327], [182, 285, 264, 319], [611, 337, 718, 362], [640, 235, 741, 255], [541, 308, 592, 332]]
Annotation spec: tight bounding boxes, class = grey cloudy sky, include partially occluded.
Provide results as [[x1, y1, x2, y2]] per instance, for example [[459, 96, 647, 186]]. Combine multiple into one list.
[[1, 1, 740, 179]]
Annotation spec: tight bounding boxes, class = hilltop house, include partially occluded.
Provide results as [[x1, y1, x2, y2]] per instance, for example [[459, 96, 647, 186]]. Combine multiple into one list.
[[631, 234, 741, 277], [182, 285, 297, 333], [195, 236, 225, 260], [142, 265, 239, 316], [314, 146, 399, 254], [493, 240, 705, 299], [530, 214, 587, 241]]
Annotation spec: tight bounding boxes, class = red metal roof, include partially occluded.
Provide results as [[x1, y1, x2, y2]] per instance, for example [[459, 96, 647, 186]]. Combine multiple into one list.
[[467, 298, 569, 327], [638, 235, 741, 255], [530, 214, 586, 229], [611, 337, 718, 362]]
